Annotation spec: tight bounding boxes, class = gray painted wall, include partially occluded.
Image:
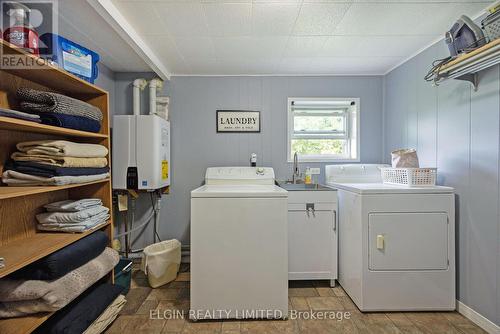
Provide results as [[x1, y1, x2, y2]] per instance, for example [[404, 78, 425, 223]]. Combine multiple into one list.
[[95, 64, 116, 117], [384, 41, 500, 325], [112, 74, 383, 249]]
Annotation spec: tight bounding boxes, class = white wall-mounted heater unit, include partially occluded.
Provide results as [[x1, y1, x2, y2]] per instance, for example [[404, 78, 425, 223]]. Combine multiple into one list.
[[113, 78, 170, 191], [112, 114, 170, 190]]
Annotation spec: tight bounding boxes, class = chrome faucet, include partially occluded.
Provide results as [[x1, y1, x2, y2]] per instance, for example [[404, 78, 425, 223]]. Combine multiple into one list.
[[292, 152, 300, 184]]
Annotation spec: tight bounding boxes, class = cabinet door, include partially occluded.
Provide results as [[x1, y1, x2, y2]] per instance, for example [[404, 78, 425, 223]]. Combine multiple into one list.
[[368, 212, 448, 271], [288, 210, 337, 279]]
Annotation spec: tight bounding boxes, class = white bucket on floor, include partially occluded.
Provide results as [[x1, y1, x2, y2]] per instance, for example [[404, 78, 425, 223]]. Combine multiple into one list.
[[141, 239, 181, 288]]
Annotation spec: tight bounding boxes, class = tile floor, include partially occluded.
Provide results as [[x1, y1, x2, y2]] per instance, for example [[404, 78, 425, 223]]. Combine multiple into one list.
[[105, 264, 486, 334]]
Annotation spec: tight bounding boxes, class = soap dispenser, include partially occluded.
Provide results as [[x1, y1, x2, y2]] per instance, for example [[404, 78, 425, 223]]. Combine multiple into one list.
[[305, 167, 312, 185], [250, 153, 257, 167]]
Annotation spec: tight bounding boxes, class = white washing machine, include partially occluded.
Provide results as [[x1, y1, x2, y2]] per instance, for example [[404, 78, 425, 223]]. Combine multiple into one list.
[[190, 167, 288, 320], [325, 164, 456, 312]]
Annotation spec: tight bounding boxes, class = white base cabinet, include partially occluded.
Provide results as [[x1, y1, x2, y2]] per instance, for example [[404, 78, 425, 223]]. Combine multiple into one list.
[[287, 190, 338, 286]]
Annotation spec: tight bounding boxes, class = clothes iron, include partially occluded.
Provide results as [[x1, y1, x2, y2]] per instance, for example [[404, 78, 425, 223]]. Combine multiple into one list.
[[445, 15, 486, 57]]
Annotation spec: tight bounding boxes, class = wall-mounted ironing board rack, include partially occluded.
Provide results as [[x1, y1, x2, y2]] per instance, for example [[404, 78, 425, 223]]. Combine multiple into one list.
[[435, 38, 500, 91]]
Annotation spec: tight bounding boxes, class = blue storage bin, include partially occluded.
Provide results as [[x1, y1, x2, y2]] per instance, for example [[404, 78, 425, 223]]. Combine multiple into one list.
[[39, 33, 100, 84], [114, 258, 133, 295]]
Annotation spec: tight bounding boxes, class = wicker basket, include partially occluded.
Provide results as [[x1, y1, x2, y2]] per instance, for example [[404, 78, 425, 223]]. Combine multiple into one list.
[[380, 168, 437, 187]]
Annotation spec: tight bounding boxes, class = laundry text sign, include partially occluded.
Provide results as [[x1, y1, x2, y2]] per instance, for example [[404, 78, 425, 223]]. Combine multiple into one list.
[[217, 110, 261, 133]]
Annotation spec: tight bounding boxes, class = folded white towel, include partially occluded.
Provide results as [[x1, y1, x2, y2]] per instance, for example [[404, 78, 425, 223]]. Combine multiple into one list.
[[1, 170, 109, 186], [36, 206, 109, 224], [39, 211, 109, 227], [16, 140, 108, 158], [44, 199, 102, 212], [37, 215, 109, 233]]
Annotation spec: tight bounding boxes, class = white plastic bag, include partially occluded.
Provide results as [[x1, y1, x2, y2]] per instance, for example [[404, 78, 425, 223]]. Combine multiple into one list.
[[391, 149, 420, 168], [141, 239, 181, 288]]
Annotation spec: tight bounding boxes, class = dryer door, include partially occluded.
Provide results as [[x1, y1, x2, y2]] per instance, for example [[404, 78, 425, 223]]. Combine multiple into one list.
[[368, 212, 448, 271]]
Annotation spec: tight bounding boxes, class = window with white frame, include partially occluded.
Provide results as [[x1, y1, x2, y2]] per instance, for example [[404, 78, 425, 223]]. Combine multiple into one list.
[[287, 98, 360, 162]]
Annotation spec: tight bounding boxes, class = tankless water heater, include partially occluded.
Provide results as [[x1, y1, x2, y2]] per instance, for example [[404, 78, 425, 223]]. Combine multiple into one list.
[[112, 114, 170, 190]]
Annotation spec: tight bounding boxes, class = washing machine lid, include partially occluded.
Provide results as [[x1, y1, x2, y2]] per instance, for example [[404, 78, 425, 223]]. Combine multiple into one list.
[[327, 182, 454, 194], [325, 164, 389, 184], [191, 184, 288, 198], [205, 167, 275, 185]]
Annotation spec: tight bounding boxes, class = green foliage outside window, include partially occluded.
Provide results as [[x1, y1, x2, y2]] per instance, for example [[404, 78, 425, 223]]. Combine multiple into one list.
[[291, 139, 345, 156]]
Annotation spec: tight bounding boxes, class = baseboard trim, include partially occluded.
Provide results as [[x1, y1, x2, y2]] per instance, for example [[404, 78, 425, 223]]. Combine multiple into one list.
[[456, 301, 500, 334]]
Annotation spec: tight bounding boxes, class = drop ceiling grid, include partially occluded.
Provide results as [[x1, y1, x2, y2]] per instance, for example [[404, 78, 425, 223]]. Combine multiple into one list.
[[111, 0, 492, 75]]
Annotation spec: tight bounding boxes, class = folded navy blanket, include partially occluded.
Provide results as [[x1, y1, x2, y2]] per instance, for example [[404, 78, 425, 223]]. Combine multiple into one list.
[[34, 282, 123, 334], [7, 161, 110, 178], [39, 113, 101, 133], [10, 231, 108, 280]]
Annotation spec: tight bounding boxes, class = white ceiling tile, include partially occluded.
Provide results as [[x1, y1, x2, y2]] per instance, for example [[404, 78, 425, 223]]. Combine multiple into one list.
[[351, 0, 488, 2], [278, 58, 313, 74], [185, 58, 219, 75], [203, 2, 252, 37], [202, 0, 251, 3], [108, 0, 493, 75], [212, 37, 288, 59], [306, 57, 403, 74], [215, 58, 250, 74], [334, 3, 491, 35], [246, 58, 280, 74], [253, 0, 302, 3], [156, 2, 209, 37], [112, 1, 165, 36], [173, 37, 216, 60], [142, 34, 190, 74], [284, 36, 329, 57], [293, 2, 352, 36], [320, 35, 436, 57], [303, 0, 352, 2], [252, 3, 301, 36]]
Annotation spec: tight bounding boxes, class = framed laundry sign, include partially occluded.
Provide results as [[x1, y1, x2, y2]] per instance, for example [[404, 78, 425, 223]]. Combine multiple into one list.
[[216, 110, 261, 133]]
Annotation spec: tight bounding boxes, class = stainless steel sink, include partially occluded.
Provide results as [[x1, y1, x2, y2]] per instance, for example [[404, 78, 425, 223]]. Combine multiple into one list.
[[277, 182, 333, 191]]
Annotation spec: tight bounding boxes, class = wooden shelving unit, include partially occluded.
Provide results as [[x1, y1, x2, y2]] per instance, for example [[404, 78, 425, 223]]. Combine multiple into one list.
[[0, 313, 53, 334], [0, 178, 111, 200], [0, 116, 108, 139], [0, 221, 111, 278], [0, 39, 114, 334]]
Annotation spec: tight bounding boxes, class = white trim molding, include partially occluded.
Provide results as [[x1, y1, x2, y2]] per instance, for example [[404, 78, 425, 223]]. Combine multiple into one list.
[[456, 300, 500, 334], [86, 0, 171, 80]]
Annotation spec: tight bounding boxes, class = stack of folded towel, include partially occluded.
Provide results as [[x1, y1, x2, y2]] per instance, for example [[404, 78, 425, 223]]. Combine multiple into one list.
[[0, 232, 119, 318], [36, 198, 110, 233], [17, 88, 103, 133], [2, 140, 109, 186]]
